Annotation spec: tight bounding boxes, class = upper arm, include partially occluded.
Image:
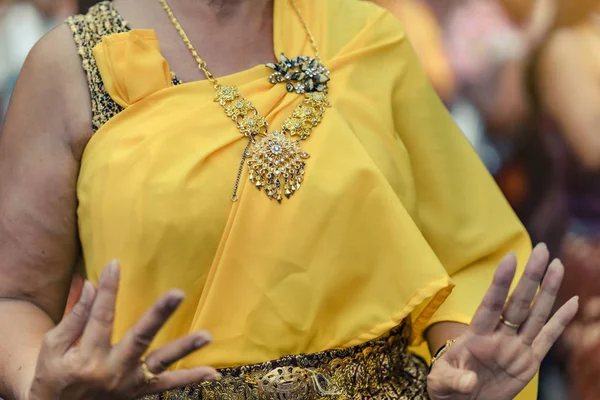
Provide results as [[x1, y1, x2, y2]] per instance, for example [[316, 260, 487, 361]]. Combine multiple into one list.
[[537, 30, 600, 170], [0, 24, 92, 322]]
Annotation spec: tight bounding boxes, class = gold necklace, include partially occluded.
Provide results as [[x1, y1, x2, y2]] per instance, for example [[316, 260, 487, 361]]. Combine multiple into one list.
[[159, 0, 330, 203]]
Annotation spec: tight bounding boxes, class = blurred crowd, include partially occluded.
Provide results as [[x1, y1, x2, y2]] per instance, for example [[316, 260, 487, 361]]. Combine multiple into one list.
[[1, 0, 600, 399]]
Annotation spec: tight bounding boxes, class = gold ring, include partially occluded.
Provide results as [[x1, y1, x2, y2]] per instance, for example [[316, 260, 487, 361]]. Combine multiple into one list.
[[500, 315, 520, 330], [140, 357, 159, 384]]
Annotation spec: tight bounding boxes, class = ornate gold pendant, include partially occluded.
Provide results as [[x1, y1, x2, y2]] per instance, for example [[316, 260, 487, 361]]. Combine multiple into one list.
[[247, 130, 310, 202], [214, 85, 329, 203]]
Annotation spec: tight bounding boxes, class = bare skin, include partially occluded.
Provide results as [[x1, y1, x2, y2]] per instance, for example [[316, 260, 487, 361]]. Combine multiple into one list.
[[113, 0, 275, 83], [0, 1, 579, 399], [0, 1, 273, 398], [427, 245, 578, 400], [537, 22, 600, 170], [0, 23, 91, 400]]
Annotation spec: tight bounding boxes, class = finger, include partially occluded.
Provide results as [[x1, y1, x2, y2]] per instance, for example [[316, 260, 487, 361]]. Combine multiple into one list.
[[112, 290, 186, 362], [64, 272, 85, 315], [144, 331, 212, 374], [470, 253, 517, 334], [50, 281, 97, 353], [532, 296, 579, 360], [519, 259, 564, 344], [80, 259, 120, 351], [140, 366, 219, 395], [501, 243, 550, 334], [428, 361, 478, 396]]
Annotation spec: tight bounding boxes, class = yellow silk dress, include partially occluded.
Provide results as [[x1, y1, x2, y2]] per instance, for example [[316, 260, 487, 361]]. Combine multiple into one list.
[[368, 0, 456, 102], [70, 0, 536, 397]]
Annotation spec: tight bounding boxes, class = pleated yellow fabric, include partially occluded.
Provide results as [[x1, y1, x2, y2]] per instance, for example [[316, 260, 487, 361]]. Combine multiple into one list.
[[93, 29, 172, 108], [78, 3, 532, 395]]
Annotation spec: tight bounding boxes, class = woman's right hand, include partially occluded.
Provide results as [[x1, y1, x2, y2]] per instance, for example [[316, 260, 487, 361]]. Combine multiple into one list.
[[27, 260, 218, 400]]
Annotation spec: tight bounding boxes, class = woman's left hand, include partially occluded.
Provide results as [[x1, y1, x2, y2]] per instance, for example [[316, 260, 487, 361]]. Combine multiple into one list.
[[427, 244, 579, 400]]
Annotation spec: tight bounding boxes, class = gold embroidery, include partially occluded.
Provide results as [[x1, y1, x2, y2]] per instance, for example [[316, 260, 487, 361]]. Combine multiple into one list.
[[139, 322, 429, 400], [66, 2, 181, 132]]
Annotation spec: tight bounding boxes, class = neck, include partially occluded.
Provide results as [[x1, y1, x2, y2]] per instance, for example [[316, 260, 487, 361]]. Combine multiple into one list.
[[197, 0, 257, 5], [178, 0, 273, 20]]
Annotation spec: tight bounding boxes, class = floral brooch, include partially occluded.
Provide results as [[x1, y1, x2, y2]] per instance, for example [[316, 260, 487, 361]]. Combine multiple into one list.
[[266, 53, 330, 94]]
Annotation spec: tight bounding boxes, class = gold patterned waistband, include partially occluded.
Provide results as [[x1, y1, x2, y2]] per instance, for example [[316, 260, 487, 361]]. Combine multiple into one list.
[[142, 322, 429, 400]]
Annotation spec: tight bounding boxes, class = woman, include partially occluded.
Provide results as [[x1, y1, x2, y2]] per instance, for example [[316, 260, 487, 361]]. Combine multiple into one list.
[[0, 0, 577, 399], [534, 7, 600, 398]]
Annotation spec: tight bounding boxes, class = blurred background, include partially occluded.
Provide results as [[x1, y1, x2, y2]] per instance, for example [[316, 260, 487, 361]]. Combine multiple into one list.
[[1, 0, 600, 399]]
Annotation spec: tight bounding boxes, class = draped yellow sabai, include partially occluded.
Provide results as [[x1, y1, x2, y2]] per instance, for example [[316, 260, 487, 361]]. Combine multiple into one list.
[[78, 0, 534, 396], [368, 0, 455, 102]]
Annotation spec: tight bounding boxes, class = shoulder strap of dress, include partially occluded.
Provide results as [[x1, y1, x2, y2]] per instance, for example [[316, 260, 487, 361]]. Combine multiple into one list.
[[65, 1, 130, 132]]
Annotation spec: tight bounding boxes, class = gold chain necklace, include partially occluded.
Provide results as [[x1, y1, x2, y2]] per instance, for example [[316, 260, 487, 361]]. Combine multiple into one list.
[[159, 0, 330, 203]]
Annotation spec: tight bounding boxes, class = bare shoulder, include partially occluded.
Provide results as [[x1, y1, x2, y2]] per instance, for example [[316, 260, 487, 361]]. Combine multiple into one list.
[[5, 22, 93, 157], [0, 23, 90, 320]]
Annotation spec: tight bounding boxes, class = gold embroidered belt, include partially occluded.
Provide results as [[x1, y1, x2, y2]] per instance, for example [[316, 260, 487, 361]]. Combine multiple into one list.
[[141, 322, 429, 400]]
